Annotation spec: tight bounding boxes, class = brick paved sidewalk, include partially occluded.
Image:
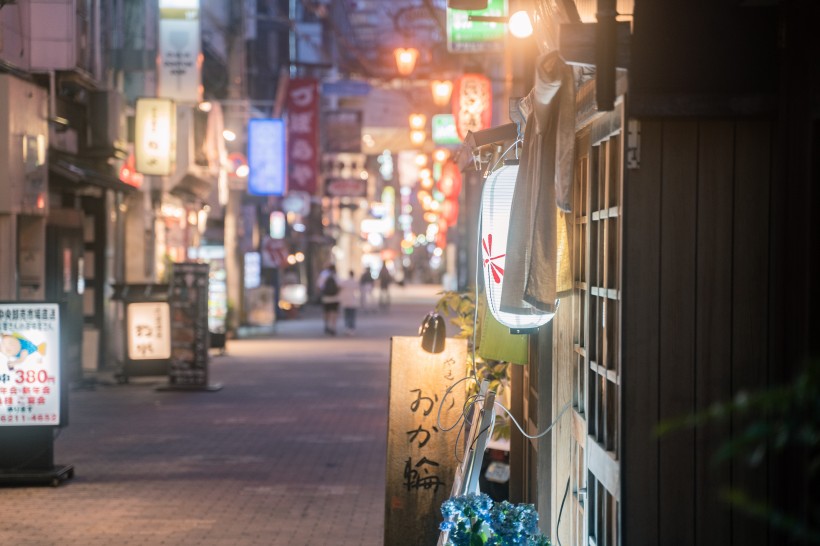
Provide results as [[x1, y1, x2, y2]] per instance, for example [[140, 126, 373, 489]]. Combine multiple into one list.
[[0, 288, 441, 546]]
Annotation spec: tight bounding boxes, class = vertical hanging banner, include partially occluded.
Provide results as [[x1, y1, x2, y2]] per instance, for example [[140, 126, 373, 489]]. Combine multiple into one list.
[[0, 303, 61, 426], [158, 0, 201, 102], [135, 98, 177, 176], [452, 74, 493, 141], [248, 118, 287, 196], [385, 336, 467, 546], [286, 78, 319, 194]]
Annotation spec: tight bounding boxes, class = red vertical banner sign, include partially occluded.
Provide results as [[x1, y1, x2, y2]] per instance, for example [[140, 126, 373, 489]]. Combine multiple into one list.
[[286, 78, 319, 194]]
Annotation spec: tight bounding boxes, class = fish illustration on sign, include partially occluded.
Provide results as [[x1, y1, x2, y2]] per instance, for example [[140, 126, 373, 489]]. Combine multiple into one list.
[[0, 333, 46, 370]]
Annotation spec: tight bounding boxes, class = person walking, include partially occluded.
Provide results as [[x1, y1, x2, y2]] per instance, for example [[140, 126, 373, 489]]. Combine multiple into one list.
[[359, 266, 374, 313], [377, 263, 393, 312], [317, 264, 340, 335], [339, 270, 360, 336]]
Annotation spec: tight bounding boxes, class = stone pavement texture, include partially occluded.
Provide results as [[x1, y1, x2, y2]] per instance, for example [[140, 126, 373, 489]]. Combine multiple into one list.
[[0, 285, 444, 546]]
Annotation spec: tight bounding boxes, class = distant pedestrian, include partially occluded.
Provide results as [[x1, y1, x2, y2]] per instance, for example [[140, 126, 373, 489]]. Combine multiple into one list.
[[339, 270, 360, 335], [378, 264, 393, 312], [317, 264, 340, 335], [359, 266, 375, 313]]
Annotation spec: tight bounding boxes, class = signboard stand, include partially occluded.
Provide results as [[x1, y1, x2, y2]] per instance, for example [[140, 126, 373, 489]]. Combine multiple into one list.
[[0, 302, 74, 487], [157, 263, 222, 392], [384, 336, 468, 546], [0, 428, 74, 487], [113, 284, 172, 382]]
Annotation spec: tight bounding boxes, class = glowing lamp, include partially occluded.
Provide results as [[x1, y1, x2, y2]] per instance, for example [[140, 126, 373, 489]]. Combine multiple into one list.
[[394, 48, 419, 76], [410, 130, 426, 146], [431, 80, 454, 106], [480, 161, 554, 332], [433, 148, 450, 163], [437, 160, 462, 199], [408, 113, 427, 130], [442, 198, 459, 227], [452, 74, 493, 141], [508, 11, 533, 38]]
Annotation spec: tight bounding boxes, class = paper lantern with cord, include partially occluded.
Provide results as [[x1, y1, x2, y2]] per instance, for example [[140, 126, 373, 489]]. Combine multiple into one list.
[[480, 160, 554, 333]]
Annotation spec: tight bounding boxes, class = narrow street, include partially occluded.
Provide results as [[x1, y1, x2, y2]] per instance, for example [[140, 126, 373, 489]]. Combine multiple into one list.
[[0, 286, 442, 546]]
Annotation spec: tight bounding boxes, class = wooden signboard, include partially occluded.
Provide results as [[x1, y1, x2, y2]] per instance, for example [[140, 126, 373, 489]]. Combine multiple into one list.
[[166, 263, 221, 391], [385, 336, 467, 546]]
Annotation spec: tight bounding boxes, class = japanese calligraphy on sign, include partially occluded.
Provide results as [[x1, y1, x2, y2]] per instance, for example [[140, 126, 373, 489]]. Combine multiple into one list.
[[286, 78, 319, 194], [126, 302, 171, 360], [0, 303, 61, 426], [385, 336, 467, 546], [168, 263, 210, 387]]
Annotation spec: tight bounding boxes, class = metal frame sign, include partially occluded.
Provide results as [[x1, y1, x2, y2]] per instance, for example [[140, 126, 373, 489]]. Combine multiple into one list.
[[126, 302, 172, 360], [446, 0, 508, 53], [0, 303, 61, 426], [248, 118, 287, 196]]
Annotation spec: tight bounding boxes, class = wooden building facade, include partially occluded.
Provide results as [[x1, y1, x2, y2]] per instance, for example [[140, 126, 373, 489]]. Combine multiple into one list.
[[506, 1, 818, 545]]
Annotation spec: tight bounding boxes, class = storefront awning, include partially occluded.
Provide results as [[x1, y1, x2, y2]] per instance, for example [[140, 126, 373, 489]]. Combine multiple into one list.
[[49, 157, 137, 194]]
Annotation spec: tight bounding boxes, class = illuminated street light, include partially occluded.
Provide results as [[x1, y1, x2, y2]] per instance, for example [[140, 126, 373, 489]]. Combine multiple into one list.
[[223, 129, 237, 142], [408, 113, 427, 130], [431, 80, 454, 106], [509, 11, 533, 38], [410, 130, 426, 146], [394, 48, 419, 76]]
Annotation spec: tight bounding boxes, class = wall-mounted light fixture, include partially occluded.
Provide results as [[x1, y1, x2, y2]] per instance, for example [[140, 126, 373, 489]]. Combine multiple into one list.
[[419, 312, 446, 353]]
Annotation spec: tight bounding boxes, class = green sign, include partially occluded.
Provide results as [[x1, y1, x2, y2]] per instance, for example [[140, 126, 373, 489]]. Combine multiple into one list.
[[446, 0, 508, 53], [432, 115, 462, 146]]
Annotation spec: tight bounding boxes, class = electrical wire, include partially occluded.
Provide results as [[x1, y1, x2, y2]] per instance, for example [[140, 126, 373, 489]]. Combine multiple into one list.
[[556, 476, 570, 546], [494, 400, 571, 440]]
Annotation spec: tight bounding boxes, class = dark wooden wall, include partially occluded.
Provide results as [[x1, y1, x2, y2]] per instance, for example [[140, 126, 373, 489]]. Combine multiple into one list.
[[621, 119, 775, 545]]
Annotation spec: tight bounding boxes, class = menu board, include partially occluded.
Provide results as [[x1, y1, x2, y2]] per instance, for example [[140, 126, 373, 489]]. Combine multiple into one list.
[[384, 336, 467, 546], [0, 303, 61, 426], [169, 263, 210, 387]]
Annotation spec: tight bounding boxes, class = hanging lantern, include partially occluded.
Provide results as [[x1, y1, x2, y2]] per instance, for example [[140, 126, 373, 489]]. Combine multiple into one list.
[[437, 160, 462, 199], [410, 130, 426, 146], [480, 161, 554, 332], [431, 80, 454, 106], [394, 48, 419, 76], [441, 198, 459, 227], [408, 113, 427, 130], [452, 73, 493, 141]]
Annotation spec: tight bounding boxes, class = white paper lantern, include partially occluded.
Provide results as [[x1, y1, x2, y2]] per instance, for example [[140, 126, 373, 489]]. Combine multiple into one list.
[[480, 161, 554, 332]]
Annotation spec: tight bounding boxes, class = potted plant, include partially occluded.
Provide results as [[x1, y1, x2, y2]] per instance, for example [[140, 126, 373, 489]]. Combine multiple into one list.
[[440, 493, 551, 545]]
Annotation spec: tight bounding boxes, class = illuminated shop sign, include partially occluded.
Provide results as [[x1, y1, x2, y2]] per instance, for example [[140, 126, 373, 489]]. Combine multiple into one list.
[[135, 98, 177, 176], [248, 118, 287, 196], [126, 302, 172, 360], [0, 303, 61, 426]]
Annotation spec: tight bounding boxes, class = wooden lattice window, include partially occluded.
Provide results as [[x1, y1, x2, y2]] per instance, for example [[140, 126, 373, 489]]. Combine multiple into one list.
[[572, 104, 623, 546]]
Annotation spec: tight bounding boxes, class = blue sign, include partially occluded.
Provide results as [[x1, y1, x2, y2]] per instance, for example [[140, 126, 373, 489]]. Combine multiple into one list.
[[321, 80, 371, 96], [248, 119, 286, 196]]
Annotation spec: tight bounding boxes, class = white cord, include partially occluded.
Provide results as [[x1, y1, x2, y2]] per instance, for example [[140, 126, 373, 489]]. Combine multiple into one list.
[[494, 400, 572, 440]]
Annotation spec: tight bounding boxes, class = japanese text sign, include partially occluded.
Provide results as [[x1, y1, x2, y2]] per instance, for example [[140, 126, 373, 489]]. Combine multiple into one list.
[[135, 98, 177, 176], [126, 302, 171, 360], [0, 303, 61, 426], [452, 74, 493, 141], [158, 0, 201, 102], [447, 0, 508, 53], [248, 118, 287, 196], [385, 336, 467, 546], [286, 78, 319, 194]]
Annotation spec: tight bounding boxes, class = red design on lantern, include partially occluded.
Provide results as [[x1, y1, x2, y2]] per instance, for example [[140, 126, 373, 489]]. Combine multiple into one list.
[[482, 234, 505, 284]]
